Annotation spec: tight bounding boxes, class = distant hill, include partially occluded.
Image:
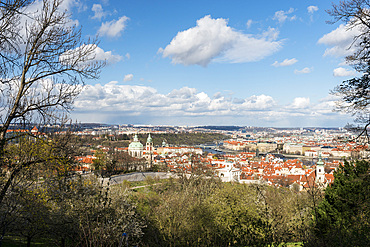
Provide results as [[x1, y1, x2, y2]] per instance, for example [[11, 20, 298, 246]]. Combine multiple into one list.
[[196, 126, 243, 131]]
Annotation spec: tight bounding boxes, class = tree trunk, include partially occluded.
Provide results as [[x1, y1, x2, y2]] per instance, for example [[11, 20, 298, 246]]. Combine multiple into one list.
[[27, 236, 31, 247], [60, 237, 65, 247]]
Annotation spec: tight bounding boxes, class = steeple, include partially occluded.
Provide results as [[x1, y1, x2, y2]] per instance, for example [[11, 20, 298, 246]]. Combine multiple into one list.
[[145, 133, 154, 166], [146, 133, 152, 143], [146, 133, 153, 151], [317, 152, 324, 166], [133, 133, 139, 142], [316, 152, 325, 183]]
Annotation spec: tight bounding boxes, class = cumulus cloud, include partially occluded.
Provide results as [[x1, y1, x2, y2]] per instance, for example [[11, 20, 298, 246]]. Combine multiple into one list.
[[240, 95, 276, 109], [294, 67, 312, 74], [74, 84, 277, 115], [159, 15, 282, 66], [60, 44, 122, 65], [290, 97, 310, 109], [333, 67, 356, 77], [273, 8, 296, 24], [91, 4, 107, 20], [93, 46, 122, 63], [307, 6, 319, 14], [98, 16, 129, 37], [318, 23, 361, 57], [71, 83, 351, 126], [272, 58, 298, 67], [123, 74, 133, 82]]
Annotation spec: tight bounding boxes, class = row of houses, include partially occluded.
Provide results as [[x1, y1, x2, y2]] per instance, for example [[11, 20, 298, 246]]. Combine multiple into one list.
[[74, 134, 339, 190], [223, 138, 369, 158], [151, 151, 338, 190]]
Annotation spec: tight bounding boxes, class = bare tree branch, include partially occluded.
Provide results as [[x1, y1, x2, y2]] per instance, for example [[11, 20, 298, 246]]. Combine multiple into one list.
[[0, 0, 105, 211]]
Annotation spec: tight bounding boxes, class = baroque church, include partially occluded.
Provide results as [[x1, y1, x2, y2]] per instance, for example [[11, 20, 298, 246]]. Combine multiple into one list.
[[128, 133, 153, 159]]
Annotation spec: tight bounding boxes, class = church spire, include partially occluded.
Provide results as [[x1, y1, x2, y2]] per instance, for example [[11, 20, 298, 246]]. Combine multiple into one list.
[[133, 133, 139, 142], [147, 133, 152, 143]]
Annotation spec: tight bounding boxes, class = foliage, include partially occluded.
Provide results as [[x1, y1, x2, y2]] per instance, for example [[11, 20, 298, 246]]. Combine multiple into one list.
[[0, 0, 104, 207], [2, 175, 145, 247], [133, 176, 312, 247], [0, 0, 106, 242], [68, 177, 145, 247], [307, 160, 370, 247], [0, 132, 79, 240]]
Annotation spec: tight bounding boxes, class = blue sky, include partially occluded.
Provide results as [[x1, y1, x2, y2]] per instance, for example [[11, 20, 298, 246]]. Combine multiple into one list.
[[54, 0, 360, 127]]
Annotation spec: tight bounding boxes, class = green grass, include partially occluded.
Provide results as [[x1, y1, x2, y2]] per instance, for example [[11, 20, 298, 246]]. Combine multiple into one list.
[[1, 236, 53, 246], [276, 242, 304, 247]]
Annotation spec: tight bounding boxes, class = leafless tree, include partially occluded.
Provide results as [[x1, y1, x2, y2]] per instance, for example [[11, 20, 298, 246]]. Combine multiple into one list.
[[328, 0, 370, 141], [0, 0, 33, 78], [327, 0, 370, 70], [0, 0, 104, 205]]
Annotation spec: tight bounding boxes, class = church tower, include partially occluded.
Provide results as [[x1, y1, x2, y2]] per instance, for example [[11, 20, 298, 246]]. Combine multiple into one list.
[[316, 152, 325, 184], [146, 133, 153, 154]]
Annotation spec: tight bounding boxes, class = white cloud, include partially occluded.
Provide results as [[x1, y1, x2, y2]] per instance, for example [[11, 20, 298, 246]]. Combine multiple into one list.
[[91, 4, 107, 20], [272, 58, 298, 67], [333, 67, 356, 77], [294, 67, 312, 74], [246, 19, 253, 29], [239, 95, 276, 109], [318, 23, 361, 57], [307, 6, 319, 14], [60, 44, 122, 65], [17, 0, 80, 47], [273, 8, 296, 24], [74, 84, 277, 115], [159, 15, 282, 66], [71, 83, 351, 126], [125, 53, 131, 60], [123, 74, 133, 82], [290, 97, 310, 109], [59, 0, 79, 12], [94, 46, 122, 63], [98, 16, 129, 38]]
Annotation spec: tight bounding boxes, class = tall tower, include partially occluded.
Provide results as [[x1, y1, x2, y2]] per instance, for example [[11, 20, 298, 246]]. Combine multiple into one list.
[[146, 133, 153, 152], [146, 133, 153, 165], [316, 152, 325, 184]]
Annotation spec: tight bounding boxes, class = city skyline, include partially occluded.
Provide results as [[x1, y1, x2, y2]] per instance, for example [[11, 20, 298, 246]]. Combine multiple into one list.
[[52, 0, 358, 127]]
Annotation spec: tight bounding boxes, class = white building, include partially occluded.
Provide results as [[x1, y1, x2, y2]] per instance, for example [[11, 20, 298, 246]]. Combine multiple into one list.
[[128, 134, 144, 158], [215, 161, 241, 182]]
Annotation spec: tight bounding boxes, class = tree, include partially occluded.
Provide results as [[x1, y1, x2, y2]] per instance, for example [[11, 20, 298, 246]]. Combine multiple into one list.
[[0, 0, 104, 205], [327, 1, 370, 69], [0, 0, 105, 243], [48, 176, 145, 247], [10, 187, 51, 247], [0, 0, 32, 78], [307, 160, 370, 247], [0, 131, 82, 243], [328, 0, 370, 140], [332, 69, 370, 141], [1, 171, 145, 246]]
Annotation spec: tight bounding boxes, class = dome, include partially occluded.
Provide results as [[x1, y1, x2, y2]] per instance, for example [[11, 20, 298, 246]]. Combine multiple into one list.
[[129, 134, 143, 149], [129, 141, 143, 148]]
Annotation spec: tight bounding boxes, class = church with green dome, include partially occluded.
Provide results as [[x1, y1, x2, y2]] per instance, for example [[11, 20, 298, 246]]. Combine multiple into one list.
[[128, 133, 153, 159]]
